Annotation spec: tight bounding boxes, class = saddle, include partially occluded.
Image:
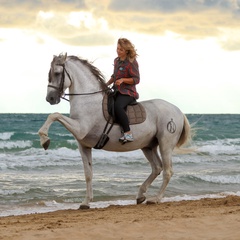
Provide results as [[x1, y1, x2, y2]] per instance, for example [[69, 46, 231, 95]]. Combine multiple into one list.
[[94, 93, 146, 149], [102, 94, 146, 125]]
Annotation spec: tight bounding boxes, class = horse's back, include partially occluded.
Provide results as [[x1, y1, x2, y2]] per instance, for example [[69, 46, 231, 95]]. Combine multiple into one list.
[[140, 98, 183, 118], [138, 98, 185, 140]]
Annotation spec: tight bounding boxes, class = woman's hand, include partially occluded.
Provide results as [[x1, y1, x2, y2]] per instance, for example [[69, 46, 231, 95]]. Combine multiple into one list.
[[115, 78, 124, 86]]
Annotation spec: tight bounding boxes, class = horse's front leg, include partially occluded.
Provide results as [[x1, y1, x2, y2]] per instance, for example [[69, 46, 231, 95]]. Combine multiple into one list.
[[38, 112, 82, 150], [38, 113, 60, 150], [77, 144, 93, 209]]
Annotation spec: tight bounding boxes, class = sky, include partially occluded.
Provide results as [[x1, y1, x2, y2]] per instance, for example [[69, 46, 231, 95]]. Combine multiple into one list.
[[0, 0, 240, 114]]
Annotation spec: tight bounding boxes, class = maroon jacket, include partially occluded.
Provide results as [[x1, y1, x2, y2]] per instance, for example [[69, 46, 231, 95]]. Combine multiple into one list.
[[111, 57, 140, 99]]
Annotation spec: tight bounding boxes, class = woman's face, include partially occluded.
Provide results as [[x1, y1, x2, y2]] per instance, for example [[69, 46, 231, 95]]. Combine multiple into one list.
[[117, 44, 127, 60]]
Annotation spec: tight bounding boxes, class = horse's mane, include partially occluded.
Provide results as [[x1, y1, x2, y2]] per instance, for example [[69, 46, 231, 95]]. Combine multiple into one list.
[[52, 54, 107, 90]]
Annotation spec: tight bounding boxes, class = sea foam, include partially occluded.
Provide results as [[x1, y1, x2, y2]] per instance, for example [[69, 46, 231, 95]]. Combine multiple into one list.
[[0, 140, 32, 149], [0, 132, 14, 140]]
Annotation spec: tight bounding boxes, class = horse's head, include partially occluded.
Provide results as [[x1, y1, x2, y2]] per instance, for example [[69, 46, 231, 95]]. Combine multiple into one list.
[[46, 53, 108, 105], [46, 53, 69, 105]]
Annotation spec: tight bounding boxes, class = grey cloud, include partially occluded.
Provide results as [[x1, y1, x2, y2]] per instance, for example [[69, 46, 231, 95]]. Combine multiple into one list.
[[1, 0, 240, 50], [35, 11, 114, 46], [108, 0, 239, 13], [104, 0, 240, 50], [0, 0, 86, 27], [0, 0, 85, 9], [0, 0, 116, 47], [109, 0, 193, 12]]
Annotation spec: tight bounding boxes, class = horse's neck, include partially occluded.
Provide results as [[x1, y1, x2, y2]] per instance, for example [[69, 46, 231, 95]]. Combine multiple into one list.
[[67, 61, 103, 119], [69, 61, 97, 92], [69, 93, 103, 119]]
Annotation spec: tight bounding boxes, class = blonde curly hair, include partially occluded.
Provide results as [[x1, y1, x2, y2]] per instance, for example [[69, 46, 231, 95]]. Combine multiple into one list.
[[117, 38, 138, 62]]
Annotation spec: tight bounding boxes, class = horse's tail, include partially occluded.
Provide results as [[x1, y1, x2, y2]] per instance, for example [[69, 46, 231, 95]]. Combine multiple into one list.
[[176, 114, 192, 148]]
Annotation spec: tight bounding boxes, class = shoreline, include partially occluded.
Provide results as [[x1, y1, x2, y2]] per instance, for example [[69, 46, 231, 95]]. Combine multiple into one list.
[[1, 191, 239, 218], [1, 195, 240, 240]]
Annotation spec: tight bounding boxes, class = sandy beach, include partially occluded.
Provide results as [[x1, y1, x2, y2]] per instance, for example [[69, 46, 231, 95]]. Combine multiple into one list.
[[0, 195, 239, 240]]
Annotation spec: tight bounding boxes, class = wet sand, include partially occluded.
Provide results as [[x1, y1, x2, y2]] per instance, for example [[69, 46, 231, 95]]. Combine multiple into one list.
[[0, 195, 240, 240]]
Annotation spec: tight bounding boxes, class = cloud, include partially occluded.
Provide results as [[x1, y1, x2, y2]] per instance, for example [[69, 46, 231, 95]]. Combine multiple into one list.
[[106, 0, 240, 37], [0, 0, 115, 46], [0, 0, 86, 28], [104, 0, 240, 50], [35, 10, 114, 46], [1, 0, 240, 50], [108, 0, 240, 13]]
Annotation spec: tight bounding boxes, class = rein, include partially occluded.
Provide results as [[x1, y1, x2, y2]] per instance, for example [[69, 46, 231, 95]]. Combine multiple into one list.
[[48, 63, 110, 102], [62, 90, 108, 102]]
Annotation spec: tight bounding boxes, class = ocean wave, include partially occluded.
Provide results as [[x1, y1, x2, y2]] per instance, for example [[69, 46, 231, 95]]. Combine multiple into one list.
[[20, 146, 80, 158], [67, 139, 78, 145], [0, 140, 32, 150], [195, 175, 240, 184], [1, 145, 79, 157], [0, 187, 58, 199], [0, 132, 14, 140], [193, 138, 240, 155], [1, 145, 238, 170], [185, 174, 240, 184], [56, 133, 73, 137], [0, 153, 82, 171], [93, 149, 144, 161], [45, 147, 81, 158], [198, 145, 240, 155], [26, 131, 39, 136], [0, 188, 26, 196], [161, 191, 240, 202]]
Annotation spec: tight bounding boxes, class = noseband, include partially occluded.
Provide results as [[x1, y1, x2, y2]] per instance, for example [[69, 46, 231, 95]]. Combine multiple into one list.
[[47, 64, 110, 102]]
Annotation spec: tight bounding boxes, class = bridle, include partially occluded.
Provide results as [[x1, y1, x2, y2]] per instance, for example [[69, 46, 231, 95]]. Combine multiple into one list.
[[47, 64, 67, 98], [47, 63, 110, 102]]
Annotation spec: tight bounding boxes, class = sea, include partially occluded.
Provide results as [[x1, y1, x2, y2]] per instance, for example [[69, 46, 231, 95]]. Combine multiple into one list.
[[0, 114, 239, 217]]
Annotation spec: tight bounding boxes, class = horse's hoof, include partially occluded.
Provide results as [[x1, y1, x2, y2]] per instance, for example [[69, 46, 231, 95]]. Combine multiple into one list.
[[136, 196, 146, 204], [146, 200, 156, 205], [79, 204, 90, 210], [43, 139, 50, 150], [146, 197, 158, 205]]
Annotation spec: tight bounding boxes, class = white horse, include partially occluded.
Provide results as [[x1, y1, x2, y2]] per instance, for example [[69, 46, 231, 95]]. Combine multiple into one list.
[[38, 53, 192, 209]]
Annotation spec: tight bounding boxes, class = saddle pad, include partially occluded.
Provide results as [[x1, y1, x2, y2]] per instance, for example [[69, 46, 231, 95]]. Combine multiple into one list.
[[103, 94, 146, 125]]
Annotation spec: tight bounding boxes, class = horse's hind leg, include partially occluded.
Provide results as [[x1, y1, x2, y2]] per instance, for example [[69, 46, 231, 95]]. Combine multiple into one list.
[[137, 146, 162, 204], [146, 148, 173, 204]]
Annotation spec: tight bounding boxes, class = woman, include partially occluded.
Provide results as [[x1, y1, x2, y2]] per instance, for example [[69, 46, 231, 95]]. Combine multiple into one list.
[[106, 38, 140, 143]]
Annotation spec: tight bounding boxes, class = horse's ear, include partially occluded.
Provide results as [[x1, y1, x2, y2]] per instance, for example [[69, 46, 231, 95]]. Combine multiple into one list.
[[64, 52, 67, 60]]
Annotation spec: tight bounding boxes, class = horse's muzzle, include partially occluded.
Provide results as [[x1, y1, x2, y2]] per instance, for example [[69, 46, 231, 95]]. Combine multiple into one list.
[[46, 92, 61, 105]]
